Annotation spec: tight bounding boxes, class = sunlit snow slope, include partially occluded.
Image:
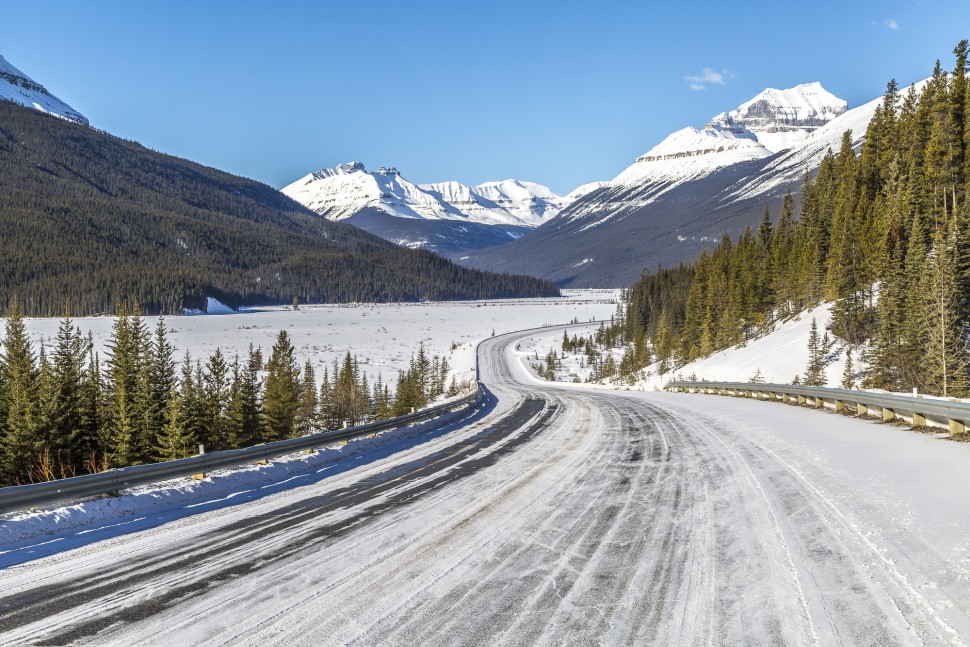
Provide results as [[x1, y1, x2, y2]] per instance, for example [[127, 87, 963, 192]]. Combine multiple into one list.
[[457, 81, 919, 288], [0, 55, 87, 126]]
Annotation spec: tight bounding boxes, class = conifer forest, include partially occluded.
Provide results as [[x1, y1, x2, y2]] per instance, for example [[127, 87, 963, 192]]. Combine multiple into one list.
[[0, 304, 462, 486], [610, 42, 970, 397]]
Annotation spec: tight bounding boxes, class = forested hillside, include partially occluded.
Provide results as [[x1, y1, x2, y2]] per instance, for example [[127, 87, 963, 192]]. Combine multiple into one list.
[[0, 101, 558, 316], [619, 41, 970, 397]]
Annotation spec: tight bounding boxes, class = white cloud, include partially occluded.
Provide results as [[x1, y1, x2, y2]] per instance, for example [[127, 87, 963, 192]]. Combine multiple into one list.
[[884, 18, 899, 30], [683, 68, 734, 91]]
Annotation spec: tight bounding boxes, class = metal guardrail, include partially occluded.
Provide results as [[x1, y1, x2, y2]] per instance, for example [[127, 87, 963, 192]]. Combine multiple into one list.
[[665, 381, 970, 435], [0, 384, 485, 514], [0, 318, 603, 515]]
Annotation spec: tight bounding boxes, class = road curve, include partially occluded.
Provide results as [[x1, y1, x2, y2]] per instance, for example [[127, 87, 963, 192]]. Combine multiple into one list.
[[2, 325, 970, 646]]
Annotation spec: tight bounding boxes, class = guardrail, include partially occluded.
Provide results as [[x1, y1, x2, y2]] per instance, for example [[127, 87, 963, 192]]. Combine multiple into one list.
[[665, 381, 970, 436], [0, 384, 486, 515]]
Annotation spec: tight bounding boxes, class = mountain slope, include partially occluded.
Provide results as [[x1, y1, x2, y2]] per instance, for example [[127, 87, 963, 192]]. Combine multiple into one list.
[[0, 55, 88, 125], [0, 101, 558, 316], [454, 82, 888, 287], [281, 163, 567, 254]]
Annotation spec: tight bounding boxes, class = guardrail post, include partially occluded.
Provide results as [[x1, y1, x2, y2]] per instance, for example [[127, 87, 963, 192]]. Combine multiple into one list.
[[782, 393, 790, 403], [814, 397, 823, 409], [912, 411, 927, 427], [882, 407, 895, 422], [744, 390, 752, 398], [949, 419, 966, 435], [797, 395, 806, 405], [192, 445, 206, 480], [835, 399, 844, 413], [856, 402, 867, 416]]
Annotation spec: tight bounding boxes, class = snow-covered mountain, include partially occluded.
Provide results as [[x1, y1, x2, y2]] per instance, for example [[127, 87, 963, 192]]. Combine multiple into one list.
[[0, 55, 87, 126], [281, 163, 568, 254], [593, 82, 846, 206], [457, 81, 904, 288]]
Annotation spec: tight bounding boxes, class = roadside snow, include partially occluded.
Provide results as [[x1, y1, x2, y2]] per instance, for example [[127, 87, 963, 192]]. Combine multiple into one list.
[[0, 404, 483, 566]]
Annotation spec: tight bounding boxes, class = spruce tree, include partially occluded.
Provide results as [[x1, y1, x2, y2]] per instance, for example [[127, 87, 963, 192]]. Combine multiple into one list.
[[841, 350, 855, 390], [0, 300, 39, 484], [923, 225, 969, 396], [201, 348, 230, 450], [804, 318, 826, 387], [262, 330, 300, 440], [226, 346, 263, 448], [47, 317, 88, 474], [295, 360, 319, 435]]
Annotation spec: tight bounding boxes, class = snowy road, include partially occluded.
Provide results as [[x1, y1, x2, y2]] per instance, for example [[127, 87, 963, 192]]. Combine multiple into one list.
[[3, 326, 970, 645]]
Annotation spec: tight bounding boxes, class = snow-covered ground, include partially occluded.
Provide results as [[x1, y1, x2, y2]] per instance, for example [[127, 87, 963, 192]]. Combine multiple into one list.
[[22, 290, 619, 386], [529, 302, 862, 391], [0, 402, 483, 565], [3, 323, 970, 644]]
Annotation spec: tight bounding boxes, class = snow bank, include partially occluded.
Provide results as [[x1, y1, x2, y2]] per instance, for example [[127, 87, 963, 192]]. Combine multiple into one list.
[[0, 404, 481, 562]]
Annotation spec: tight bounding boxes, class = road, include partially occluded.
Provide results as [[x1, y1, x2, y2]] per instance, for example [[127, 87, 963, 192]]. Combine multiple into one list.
[[2, 325, 970, 646]]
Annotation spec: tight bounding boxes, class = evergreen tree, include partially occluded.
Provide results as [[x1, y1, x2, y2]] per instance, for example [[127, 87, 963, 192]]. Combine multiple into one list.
[[200, 348, 230, 450], [804, 318, 826, 386], [0, 300, 38, 483], [46, 317, 89, 473], [841, 350, 855, 390], [156, 389, 196, 461], [295, 360, 319, 435], [923, 225, 969, 396], [144, 318, 176, 457], [103, 306, 152, 466], [262, 330, 300, 440], [226, 346, 263, 448]]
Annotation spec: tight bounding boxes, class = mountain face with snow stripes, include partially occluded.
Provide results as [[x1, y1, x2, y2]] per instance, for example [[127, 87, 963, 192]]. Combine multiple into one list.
[[0, 55, 88, 126], [280, 163, 570, 255], [455, 82, 905, 288]]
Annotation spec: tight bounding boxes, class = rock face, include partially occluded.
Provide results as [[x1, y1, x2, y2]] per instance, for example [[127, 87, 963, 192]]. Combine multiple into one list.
[[0, 54, 88, 126], [455, 82, 892, 288], [707, 82, 847, 152], [280, 162, 568, 254]]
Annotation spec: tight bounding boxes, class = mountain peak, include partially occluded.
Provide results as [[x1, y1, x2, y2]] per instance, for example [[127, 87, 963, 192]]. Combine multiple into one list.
[[707, 82, 847, 152], [283, 164, 567, 229], [0, 54, 88, 126]]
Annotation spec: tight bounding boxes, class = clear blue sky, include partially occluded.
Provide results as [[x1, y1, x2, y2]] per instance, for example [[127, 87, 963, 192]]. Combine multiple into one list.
[[3, 1, 968, 194]]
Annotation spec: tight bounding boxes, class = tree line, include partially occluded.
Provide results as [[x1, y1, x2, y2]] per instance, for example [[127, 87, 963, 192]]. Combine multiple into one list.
[[0, 303, 466, 486], [0, 101, 559, 317], [613, 40, 970, 395]]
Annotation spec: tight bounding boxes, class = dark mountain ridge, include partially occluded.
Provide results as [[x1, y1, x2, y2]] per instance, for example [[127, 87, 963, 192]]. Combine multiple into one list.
[[0, 101, 558, 316]]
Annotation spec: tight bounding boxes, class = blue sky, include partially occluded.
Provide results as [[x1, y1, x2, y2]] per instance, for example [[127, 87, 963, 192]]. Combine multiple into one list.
[[3, 1, 968, 194]]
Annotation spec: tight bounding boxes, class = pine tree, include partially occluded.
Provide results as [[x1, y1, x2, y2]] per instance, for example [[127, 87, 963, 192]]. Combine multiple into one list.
[[841, 350, 855, 390], [156, 389, 196, 461], [804, 318, 826, 386], [0, 300, 39, 484], [46, 317, 89, 473], [78, 340, 103, 473], [923, 225, 969, 396], [295, 360, 319, 435], [104, 306, 151, 466], [262, 330, 300, 441], [144, 318, 176, 457], [373, 373, 392, 420], [200, 348, 230, 450], [226, 346, 263, 448]]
